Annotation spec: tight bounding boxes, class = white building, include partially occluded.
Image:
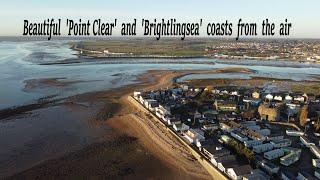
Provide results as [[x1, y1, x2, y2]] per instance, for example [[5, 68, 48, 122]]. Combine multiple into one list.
[[253, 143, 274, 153], [162, 114, 172, 123], [267, 135, 284, 141], [173, 123, 189, 133], [220, 122, 232, 132], [231, 131, 248, 142], [252, 91, 260, 99], [133, 91, 141, 99], [202, 124, 219, 131], [217, 160, 237, 173], [139, 96, 145, 104], [285, 95, 293, 101], [226, 164, 252, 180], [211, 155, 236, 167], [230, 91, 239, 96], [167, 118, 181, 126], [274, 95, 283, 101], [144, 99, 159, 111], [221, 90, 229, 94], [280, 147, 301, 166], [264, 149, 285, 160], [155, 105, 170, 117], [184, 129, 205, 144], [265, 94, 274, 101], [203, 146, 230, 162], [271, 139, 291, 148], [294, 96, 305, 102]]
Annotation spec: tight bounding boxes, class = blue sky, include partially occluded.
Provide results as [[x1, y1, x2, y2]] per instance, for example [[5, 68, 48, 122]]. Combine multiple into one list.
[[0, 0, 319, 38]]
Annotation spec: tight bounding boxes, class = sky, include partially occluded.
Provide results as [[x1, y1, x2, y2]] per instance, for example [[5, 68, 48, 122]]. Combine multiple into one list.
[[0, 0, 319, 38]]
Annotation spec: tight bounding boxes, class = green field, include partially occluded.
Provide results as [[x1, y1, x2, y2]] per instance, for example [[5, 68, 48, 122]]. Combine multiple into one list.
[[70, 38, 222, 57]]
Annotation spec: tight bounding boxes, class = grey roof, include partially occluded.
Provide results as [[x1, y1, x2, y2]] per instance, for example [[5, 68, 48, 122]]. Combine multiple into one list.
[[232, 164, 252, 176]]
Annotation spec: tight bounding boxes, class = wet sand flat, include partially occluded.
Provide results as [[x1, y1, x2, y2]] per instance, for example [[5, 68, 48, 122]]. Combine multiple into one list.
[[4, 69, 214, 179]]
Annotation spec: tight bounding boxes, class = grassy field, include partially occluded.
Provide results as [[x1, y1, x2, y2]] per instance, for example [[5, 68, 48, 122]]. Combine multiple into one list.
[[70, 38, 218, 57], [179, 77, 320, 95], [69, 38, 320, 61]]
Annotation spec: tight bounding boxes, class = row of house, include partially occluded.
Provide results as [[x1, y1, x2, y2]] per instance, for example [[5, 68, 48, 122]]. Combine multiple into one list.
[[201, 144, 259, 180], [219, 119, 304, 178], [133, 85, 320, 179]]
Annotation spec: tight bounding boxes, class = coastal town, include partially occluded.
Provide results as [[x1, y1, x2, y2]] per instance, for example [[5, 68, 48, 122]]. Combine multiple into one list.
[[132, 84, 320, 180]]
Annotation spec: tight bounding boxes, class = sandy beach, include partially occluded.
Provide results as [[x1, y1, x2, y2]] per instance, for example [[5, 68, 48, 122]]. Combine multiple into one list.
[[6, 69, 216, 179]]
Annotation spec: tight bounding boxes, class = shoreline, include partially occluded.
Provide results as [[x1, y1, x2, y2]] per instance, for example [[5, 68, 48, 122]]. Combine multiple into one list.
[[125, 95, 227, 179], [6, 69, 213, 179], [5, 67, 320, 179]]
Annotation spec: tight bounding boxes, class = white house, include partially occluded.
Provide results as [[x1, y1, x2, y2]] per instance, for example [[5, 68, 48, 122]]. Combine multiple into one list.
[[203, 145, 230, 162], [231, 131, 248, 142], [285, 95, 293, 101], [155, 105, 171, 120], [312, 159, 320, 168], [212, 89, 220, 94], [180, 84, 189, 91], [265, 94, 274, 101], [144, 99, 159, 111], [167, 118, 181, 126], [184, 129, 205, 144], [162, 114, 172, 123], [271, 139, 291, 148], [252, 91, 260, 99], [230, 91, 239, 96], [274, 95, 283, 101], [280, 147, 301, 166], [221, 90, 229, 94], [173, 123, 189, 133], [211, 155, 236, 167], [227, 164, 252, 180], [264, 149, 285, 160], [294, 96, 305, 102], [133, 91, 141, 99], [267, 135, 284, 141], [217, 160, 237, 173], [202, 124, 219, 131], [220, 122, 232, 132], [139, 96, 145, 104]]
